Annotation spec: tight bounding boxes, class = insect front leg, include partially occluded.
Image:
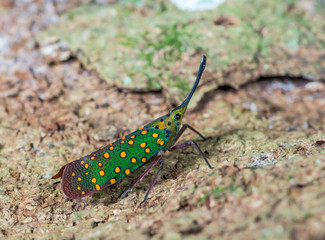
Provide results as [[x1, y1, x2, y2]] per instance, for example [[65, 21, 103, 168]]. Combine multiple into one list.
[[173, 124, 207, 144], [169, 140, 214, 169]]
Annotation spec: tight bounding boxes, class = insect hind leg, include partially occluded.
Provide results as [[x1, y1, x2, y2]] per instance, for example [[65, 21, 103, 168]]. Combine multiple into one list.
[[120, 155, 161, 199], [138, 158, 164, 207]]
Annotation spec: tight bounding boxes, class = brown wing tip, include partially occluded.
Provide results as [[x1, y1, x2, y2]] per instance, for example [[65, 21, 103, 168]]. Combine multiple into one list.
[[51, 164, 67, 179]]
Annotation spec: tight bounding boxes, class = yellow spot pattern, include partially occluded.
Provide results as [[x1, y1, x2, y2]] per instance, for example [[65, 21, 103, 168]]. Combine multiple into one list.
[[121, 140, 125, 144], [81, 161, 84, 165], [91, 156, 95, 160], [130, 135, 135, 139], [78, 187, 81, 190], [125, 169, 130, 175], [109, 146, 114, 150], [85, 164, 89, 169], [115, 167, 121, 173], [86, 172, 89, 175], [139, 127, 144, 130], [131, 157, 137, 163], [92, 178, 97, 183], [152, 133, 158, 138], [99, 170, 105, 176], [155, 122, 165, 129], [98, 162, 102, 167], [128, 140, 134, 145], [122, 137, 126, 140], [140, 142, 146, 148], [110, 179, 116, 184], [96, 184, 100, 191], [157, 138, 165, 146], [72, 173, 75, 176], [78, 177, 82, 181], [145, 148, 150, 153], [104, 152, 110, 158], [82, 191, 85, 194], [141, 130, 148, 135], [141, 157, 146, 163], [120, 151, 127, 158]]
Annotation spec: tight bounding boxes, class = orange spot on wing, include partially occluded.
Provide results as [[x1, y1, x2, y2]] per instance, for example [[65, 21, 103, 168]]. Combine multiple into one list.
[[72, 173, 75, 177], [98, 162, 102, 167], [141, 130, 148, 135], [85, 164, 89, 169], [110, 179, 116, 184], [78, 177, 82, 181], [104, 152, 110, 158], [131, 157, 137, 163], [81, 161, 84, 165], [96, 184, 100, 191], [157, 138, 165, 145], [128, 140, 134, 145], [141, 157, 146, 163], [92, 178, 97, 183], [139, 127, 144, 130], [99, 170, 105, 176], [109, 146, 114, 150], [125, 169, 130, 175], [152, 133, 158, 138], [145, 148, 150, 153], [78, 187, 81, 190], [115, 167, 121, 173], [120, 151, 127, 158], [82, 191, 85, 194], [140, 142, 146, 148], [130, 135, 135, 139]]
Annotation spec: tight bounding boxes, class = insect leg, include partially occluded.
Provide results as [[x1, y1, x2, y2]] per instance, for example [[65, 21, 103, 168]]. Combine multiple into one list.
[[173, 124, 207, 144], [120, 155, 161, 199], [169, 140, 214, 169], [139, 158, 164, 207]]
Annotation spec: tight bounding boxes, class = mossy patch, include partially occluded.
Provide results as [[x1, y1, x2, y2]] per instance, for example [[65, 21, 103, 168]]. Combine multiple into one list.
[[38, 0, 325, 107]]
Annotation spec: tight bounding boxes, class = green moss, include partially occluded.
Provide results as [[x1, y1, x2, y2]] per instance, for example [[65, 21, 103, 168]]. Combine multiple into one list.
[[38, 0, 325, 105]]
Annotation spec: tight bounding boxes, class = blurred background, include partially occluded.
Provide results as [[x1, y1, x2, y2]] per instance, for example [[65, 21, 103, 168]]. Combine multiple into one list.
[[0, 0, 324, 239]]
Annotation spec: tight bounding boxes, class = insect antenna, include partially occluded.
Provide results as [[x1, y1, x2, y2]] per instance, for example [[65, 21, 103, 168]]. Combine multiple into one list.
[[181, 55, 207, 108]]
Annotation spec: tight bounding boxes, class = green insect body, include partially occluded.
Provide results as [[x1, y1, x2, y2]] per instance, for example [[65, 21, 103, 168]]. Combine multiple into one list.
[[52, 56, 212, 202]]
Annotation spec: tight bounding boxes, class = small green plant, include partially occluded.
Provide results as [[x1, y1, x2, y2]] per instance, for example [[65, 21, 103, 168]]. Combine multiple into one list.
[[212, 185, 237, 199], [120, 23, 199, 88], [198, 184, 238, 206], [167, 75, 191, 95]]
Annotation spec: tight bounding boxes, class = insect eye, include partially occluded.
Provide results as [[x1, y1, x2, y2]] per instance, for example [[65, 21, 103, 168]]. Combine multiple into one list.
[[174, 113, 181, 120]]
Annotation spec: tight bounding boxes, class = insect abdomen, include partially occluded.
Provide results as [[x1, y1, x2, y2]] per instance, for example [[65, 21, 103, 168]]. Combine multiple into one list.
[[58, 128, 169, 198]]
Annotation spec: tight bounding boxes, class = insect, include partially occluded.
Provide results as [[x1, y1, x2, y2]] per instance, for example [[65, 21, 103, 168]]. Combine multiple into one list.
[[52, 56, 213, 206]]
